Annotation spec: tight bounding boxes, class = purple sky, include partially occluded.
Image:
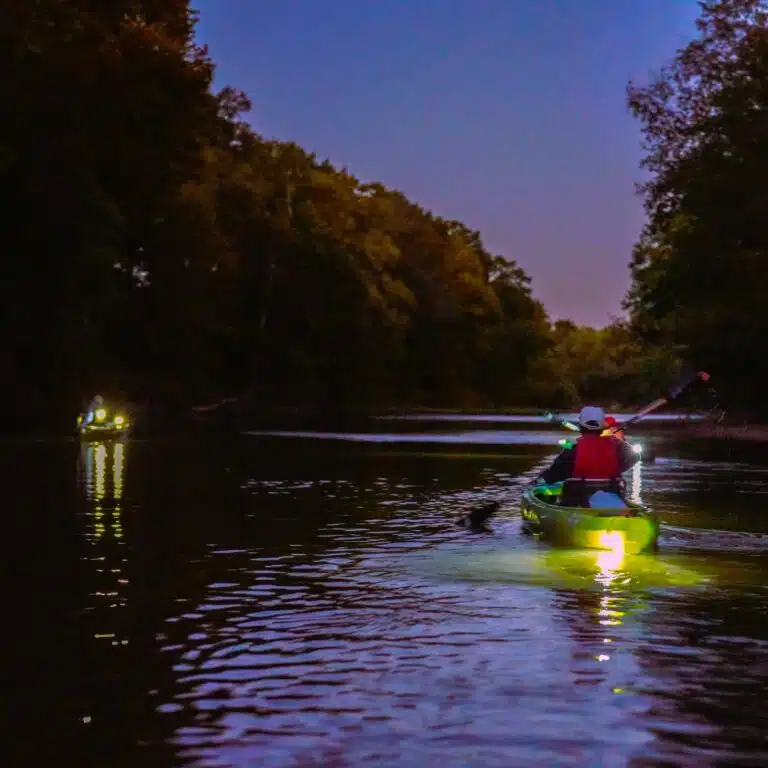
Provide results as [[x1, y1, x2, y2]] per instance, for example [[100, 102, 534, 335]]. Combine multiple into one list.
[[194, 0, 699, 326]]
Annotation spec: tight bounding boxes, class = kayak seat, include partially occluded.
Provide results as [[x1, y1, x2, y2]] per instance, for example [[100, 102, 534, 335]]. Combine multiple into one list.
[[561, 478, 626, 508]]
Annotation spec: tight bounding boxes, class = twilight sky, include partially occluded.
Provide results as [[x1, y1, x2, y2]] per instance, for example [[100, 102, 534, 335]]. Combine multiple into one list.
[[194, 0, 699, 326]]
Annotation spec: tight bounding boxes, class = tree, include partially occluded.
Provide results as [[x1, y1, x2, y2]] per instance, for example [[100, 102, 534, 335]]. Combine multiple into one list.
[[528, 321, 682, 409], [479, 257, 552, 406], [625, 0, 768, 412], [0, 0, 223, 420]]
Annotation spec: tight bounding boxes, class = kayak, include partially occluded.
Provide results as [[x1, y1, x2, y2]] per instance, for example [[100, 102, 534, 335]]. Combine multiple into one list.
[[78, 422, 130, 441], [520, 482, 659, 554], [77, 410, 130, 441], [79, 427, 129, 441]]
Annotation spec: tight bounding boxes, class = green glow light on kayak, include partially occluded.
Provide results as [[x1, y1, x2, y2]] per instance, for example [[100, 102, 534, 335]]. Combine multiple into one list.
[[579, 518, 656, 556]]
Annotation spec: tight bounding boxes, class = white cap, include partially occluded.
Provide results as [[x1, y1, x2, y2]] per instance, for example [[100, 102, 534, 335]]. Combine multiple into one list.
[[578, 406, 606, 431]]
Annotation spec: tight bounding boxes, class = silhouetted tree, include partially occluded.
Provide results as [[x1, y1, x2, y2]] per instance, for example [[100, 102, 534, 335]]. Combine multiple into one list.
[[625, 0, 768, 413]]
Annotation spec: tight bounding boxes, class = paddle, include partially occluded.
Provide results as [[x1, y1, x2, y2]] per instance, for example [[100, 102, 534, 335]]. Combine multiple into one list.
[[545, 370, 710, 437], [610, 370, 710, 432], [456, 500, 502, 531], [545, 412, 580, 432], [457, 370, 711, 529]]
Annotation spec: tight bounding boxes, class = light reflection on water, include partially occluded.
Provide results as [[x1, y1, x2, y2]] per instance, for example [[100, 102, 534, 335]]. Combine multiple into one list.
[[141, 432, 768, 767], [245, 428, 573, 445], [79, 441, 129, 648], [10, 421, 768, 767], [161, 536, 716, 768]]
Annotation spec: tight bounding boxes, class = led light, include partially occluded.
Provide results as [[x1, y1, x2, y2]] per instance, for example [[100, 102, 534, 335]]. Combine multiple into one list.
[[597, 530, 625, 553], [631, 443, 643, 454], [114, 415, 124, 426], [95, 408, 107, 421]]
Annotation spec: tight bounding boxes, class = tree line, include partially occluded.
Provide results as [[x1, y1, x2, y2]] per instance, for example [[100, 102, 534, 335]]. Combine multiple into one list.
[[3, 1, 686, 432]]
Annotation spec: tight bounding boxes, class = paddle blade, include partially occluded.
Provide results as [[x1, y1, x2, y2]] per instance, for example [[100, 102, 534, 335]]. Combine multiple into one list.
[[457, 501, 501, 529], [667, 370, 710, 399]]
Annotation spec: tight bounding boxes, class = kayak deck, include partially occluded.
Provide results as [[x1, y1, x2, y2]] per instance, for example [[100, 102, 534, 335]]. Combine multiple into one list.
[[520, 482, 659, 554]]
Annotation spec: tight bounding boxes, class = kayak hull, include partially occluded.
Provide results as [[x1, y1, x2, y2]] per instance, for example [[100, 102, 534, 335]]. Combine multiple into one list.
[[520, 484, 659, 554], [79, 425, 130, 441]]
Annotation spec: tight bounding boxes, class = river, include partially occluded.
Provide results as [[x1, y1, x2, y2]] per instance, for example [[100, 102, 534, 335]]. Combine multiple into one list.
[[7, 415, 768, 767]]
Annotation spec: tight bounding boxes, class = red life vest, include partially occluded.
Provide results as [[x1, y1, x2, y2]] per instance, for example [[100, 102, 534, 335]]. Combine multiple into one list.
[[572, 433, 620, 479]]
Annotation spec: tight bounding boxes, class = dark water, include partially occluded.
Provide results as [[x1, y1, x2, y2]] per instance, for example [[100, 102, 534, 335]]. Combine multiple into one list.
[[6, 416, 768, 767]]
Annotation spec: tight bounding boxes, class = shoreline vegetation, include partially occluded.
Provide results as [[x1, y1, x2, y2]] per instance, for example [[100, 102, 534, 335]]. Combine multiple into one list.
[[7, 1, 765, 433]]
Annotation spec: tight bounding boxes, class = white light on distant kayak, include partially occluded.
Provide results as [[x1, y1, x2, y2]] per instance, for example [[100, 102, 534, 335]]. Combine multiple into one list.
[[631, 443, 643, 454]]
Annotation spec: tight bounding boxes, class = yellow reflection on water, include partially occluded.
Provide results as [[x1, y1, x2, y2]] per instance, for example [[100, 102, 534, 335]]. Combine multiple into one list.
[[596, 550, 624, 579], [595, 558, 626, 660], [113, 442, 123, 501], [591, 532, 630, 664], [94, 443, 107, 500], [629, 460, 642, 504], [81, 442, 125, 540], [597, 592, 626, 627], [78, 441, 129, 646]]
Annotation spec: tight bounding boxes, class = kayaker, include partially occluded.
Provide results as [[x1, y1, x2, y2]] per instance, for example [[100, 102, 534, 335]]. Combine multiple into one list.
[[538, 405, 639, 491], [83, 394, 105, 425]]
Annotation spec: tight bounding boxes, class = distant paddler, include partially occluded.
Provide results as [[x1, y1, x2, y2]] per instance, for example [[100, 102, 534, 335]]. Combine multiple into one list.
[[80, 394, 106, 426], [76, 394, 130, 439]]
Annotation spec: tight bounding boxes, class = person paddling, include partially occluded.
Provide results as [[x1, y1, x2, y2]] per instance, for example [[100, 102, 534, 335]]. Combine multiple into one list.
[[537, 406, 639, 504], [82, 394, 105, 425]]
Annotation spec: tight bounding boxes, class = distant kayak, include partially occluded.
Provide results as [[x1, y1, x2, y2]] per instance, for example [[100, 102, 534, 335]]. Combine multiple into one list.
[[77, 408, 130, 441], [520, 482, 659, 555]]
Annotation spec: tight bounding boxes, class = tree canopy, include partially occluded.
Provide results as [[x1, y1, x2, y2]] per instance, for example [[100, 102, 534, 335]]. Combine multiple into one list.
[[2, 1, 678, 431], [625, 0, 768, 414], [528, 320, 682, 409]]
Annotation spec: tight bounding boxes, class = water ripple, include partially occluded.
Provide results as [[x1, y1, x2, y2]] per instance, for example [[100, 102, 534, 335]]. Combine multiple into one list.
[[153, 505, 768, 765], [39, 428, 768, 766]]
